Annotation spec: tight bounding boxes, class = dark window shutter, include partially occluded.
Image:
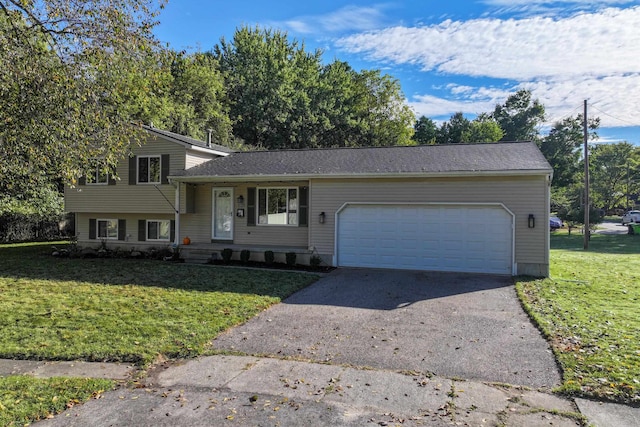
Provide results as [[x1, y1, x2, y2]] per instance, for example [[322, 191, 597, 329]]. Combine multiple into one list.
[[170, 220, 175, 242], [247, 187, 256, 226], [78, 175, 86, 186], [118, 219, 126, 241], [161, 154, 170, 184], [138, 219, 146, 241], [89, 218, 96, 239], [108, 166, 116, 185], [129, 157, 137, 185], [299, 186, 309, 227], [186, 184, 196, 213]]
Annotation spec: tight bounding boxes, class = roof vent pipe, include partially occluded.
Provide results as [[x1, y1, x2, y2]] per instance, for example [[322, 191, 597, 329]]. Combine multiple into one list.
[[207, 129, 212, 148]]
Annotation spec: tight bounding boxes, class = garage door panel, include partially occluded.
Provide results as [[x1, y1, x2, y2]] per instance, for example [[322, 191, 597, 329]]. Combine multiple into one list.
[[337, 205, 512, 274]]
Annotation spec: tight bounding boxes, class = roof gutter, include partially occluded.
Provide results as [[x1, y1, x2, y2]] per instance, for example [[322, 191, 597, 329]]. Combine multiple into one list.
[[169, 169, 554, 183]]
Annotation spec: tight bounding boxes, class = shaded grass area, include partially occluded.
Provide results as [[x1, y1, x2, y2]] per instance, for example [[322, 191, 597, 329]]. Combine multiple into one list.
[[0, 376, 113, 427], [517, 232, 640, 403], [0, 242, 317, 366]]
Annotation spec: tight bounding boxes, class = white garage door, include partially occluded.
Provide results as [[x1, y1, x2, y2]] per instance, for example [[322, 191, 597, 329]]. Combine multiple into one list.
[[337, 204, 513, 274]]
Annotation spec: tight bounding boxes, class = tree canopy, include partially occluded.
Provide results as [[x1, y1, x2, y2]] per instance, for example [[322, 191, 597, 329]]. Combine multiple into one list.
[[0, 0, 164, 193], [213, 26, 415, 149]]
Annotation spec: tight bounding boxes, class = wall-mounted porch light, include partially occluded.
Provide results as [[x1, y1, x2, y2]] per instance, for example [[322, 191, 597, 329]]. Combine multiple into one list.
[[319, 212, 326, 224], [236, 195, 244, 207], [528, 214, 535, 229]]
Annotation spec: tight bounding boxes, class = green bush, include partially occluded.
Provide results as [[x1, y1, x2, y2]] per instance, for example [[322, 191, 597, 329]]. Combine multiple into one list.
[[0, 186, 68, 243], [240, 249, 251, 264], [264, 250, 275, 265], [310, 255, 322, 268], [285, 252, 296, 266], [221, 248, 233, 263]]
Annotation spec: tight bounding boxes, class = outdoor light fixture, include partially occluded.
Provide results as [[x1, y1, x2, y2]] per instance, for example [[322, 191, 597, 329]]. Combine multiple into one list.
[[236, 195, 244, 206], [528, 214, 535, 229], [319, 212, 326, 224]]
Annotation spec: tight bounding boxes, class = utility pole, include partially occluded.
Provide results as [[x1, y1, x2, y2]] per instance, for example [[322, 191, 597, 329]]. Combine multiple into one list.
[[583, 100, 590, 250]]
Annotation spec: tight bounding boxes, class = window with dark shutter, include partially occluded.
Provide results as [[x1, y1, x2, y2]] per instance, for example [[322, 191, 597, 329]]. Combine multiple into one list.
[[138, 219, 146, 241], [89, 218, 97, 239], [161, 154, 170, 184], [247, 187, 256, 226], [118, 219, 126, 241], [129, 157, 137, 185], [108, 165, 117, 185], [299, 186, 309, 227]]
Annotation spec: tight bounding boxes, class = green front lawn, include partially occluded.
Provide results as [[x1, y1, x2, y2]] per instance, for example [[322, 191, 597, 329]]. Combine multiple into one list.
[[517, 232, 640, 403], [0, 376, 113, 427], [0, 241, 317, 425], [0, 242, 317, 365]]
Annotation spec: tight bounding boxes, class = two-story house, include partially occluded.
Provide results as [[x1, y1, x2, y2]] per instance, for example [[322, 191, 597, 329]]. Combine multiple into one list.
[[66, 126, 554, 277], [65, 125, 232, 250]]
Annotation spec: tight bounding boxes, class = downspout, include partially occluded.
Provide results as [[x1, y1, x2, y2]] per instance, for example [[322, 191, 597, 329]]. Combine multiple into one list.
[[171, 179, 180, 246]]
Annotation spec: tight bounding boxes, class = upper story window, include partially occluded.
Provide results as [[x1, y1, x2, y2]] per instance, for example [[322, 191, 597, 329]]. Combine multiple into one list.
[[138, 155, 161, 184], [86, 159, 108, 185], [257, 187, 298, 225]]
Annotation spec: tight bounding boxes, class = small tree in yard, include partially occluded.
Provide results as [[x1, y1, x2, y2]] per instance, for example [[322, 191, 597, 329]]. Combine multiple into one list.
[[558, 205, 602, 236]]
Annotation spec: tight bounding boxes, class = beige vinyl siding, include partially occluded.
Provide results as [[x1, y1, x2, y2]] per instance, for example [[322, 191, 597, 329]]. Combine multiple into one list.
[[75, 212, 174, 248], [309, 176, 549, 272], [65, 137, 185, 214], [186, 149, 218, 169], [178, 182, 309, 247]]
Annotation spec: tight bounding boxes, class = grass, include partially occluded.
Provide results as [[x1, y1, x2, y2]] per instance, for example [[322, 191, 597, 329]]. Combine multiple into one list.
[[0, 242, 317, 366], [0, 376, 113, 427], [516, 229, 640, 403], [0, 241, 317, 425]]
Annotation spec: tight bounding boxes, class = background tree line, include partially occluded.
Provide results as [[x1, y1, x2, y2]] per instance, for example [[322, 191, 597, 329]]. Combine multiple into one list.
[[412, 89, 640, 223]]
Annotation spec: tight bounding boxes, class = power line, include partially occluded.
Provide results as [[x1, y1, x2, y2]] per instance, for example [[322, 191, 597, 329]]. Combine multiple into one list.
[[545, 103, 583, 126], [588, 103, 638, 127]]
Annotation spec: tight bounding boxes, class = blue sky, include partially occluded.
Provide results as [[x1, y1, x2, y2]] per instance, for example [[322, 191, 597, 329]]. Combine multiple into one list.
[[154, 1, 640, 144]]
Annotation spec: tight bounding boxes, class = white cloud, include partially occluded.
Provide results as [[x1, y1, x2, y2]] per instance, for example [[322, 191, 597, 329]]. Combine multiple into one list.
[[336, 7, 640, 80], [482, 0, 629, 5], [272, 5, 391, 35], [409, 74, 640, 128], [337, 6, 640, 127]]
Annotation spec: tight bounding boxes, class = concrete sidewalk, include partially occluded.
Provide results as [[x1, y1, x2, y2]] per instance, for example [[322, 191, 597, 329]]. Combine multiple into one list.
[[3, 356, 639, 426], [32, 355, 583, 426]]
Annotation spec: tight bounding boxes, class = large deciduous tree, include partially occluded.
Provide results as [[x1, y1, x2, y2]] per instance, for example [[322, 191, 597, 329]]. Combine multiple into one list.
[[434, 112, 502, 144], [589, 142, 640, 212], [412, 116, 438, 145], [214, 26, 414, 149], [0, 0, 163, 193], [540, 114, 599, 188], [492, 89, 545, 142]]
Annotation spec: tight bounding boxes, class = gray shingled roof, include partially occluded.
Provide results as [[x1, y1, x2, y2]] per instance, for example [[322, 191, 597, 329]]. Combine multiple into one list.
[[142, 125, 234, 154], [174, 141, 551, 179]]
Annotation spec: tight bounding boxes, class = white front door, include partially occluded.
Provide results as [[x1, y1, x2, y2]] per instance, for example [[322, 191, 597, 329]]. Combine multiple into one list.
[[212, 188, 234, 240]]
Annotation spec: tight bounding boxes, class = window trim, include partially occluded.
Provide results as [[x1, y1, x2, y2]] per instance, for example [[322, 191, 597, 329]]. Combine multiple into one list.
[[146, 219, 171, 242], [85, 159, 109, 185], [97, 218, 119, 240], [256, 187, 299, 226], [137, 155, 161, 184]]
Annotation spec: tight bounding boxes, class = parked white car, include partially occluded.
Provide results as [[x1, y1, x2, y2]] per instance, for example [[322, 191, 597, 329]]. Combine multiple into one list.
[[621, 210, 640, 225]]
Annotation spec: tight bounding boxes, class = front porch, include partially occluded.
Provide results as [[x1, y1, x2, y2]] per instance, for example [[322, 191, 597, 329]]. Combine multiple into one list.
[[180, 242, 314, 265]]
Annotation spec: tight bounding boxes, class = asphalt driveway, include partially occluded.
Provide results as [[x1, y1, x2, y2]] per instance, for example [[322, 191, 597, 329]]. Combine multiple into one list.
[[212, 268, 561, 389]]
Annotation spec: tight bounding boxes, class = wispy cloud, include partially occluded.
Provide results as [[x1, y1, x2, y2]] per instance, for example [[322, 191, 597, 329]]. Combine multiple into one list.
[[337, 6, 640, 127], [272, 5, 392, 35]]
